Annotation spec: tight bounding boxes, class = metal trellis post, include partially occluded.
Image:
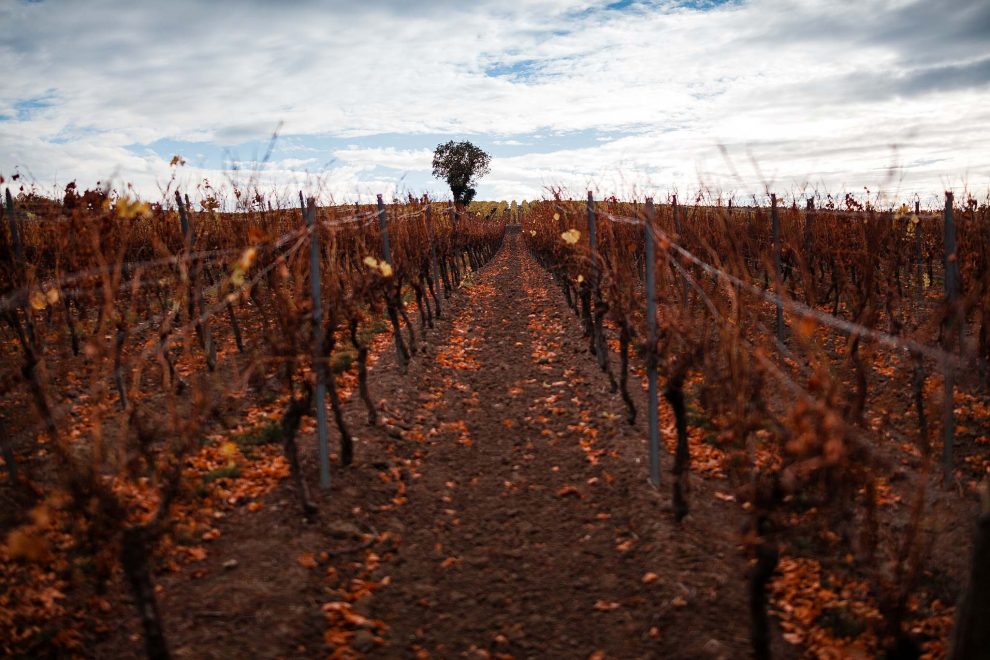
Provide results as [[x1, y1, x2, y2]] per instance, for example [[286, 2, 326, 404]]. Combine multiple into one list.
[[771, 193, 784, 342], [303, 193, 332, 489], [942, 191, 959, 485], [425, 202, 443, 315], [5, 188, 23, 260], [645, 198, 660, 488]]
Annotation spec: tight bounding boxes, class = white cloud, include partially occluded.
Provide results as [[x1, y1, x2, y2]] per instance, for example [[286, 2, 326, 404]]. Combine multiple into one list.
[[332, 147, 434, 172], [0, 0, 988, 203]]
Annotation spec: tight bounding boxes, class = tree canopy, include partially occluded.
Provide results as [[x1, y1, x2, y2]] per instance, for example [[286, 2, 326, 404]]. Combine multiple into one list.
[[431, 140, 491, 206]]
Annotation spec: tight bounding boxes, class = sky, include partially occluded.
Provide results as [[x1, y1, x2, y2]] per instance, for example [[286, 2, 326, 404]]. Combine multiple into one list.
[[1, 0, 989, 207]]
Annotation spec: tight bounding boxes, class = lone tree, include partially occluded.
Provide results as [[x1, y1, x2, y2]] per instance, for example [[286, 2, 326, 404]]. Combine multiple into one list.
[[432, 140, 491, 206]]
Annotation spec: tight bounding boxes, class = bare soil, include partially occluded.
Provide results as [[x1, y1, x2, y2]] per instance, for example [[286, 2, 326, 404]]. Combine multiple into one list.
[[94, 232, 792, 658]]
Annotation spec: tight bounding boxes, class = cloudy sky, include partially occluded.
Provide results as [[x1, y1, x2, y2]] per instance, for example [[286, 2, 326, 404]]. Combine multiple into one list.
[[2, 0, 988, 205]]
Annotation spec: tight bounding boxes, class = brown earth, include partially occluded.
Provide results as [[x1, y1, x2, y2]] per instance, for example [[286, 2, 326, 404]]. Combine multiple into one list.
[[95, 232, 791, 659]]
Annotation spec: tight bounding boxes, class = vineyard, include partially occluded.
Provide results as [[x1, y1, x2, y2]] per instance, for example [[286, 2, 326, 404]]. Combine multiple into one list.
[[0, 181, 988, 659], [523, 192, 990, 658]]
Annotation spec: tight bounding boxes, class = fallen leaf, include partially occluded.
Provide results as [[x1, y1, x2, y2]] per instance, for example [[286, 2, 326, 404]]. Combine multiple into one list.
[[5, 528, 49, 562], [782, 632, 802, 645]]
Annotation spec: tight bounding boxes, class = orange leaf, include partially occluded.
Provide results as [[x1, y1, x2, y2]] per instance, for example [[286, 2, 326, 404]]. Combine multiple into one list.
[[5, 528, 50, 562], [297, 552, 318, 569], [782, 632, 802, 645]]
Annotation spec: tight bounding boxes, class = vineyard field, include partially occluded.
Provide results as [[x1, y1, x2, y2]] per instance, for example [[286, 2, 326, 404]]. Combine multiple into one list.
[[0, 185, 988, 659]]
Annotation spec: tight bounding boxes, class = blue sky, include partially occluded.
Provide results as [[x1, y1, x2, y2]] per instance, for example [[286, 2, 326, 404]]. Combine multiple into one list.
[[2, 0, 989, 206]]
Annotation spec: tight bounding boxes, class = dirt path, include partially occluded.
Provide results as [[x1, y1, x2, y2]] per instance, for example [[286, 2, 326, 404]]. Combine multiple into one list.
[[97, 231, 781, 659], [332, 232, 764, 658]]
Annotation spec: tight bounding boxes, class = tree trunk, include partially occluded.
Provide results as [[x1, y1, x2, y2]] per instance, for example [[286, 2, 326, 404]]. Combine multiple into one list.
[[279, 393, 318, 516], [950, 484, 990, 659], [749, 539, 779, 660], [664, 381, 690, 523], [350, 319, 377, 425], [618, 324, 636, 425], [120, 527, 171, 660]]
